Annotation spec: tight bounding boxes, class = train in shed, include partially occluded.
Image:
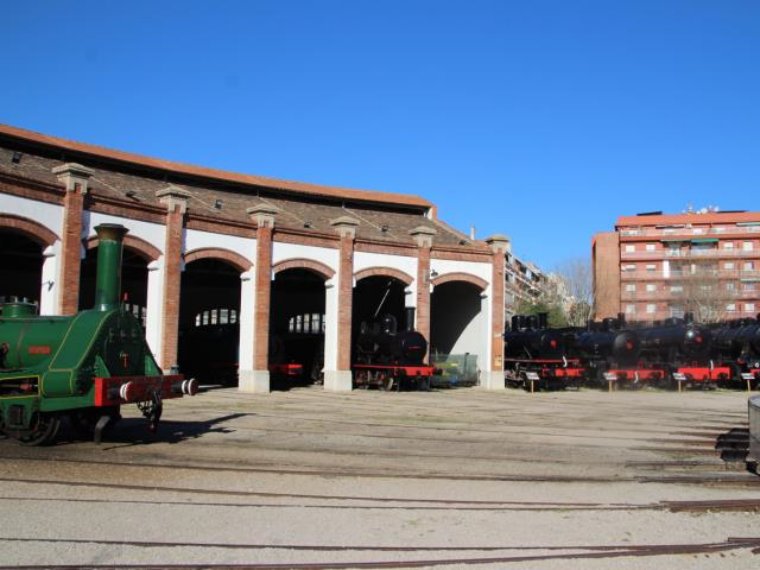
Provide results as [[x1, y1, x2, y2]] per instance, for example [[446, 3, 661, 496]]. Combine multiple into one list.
[[353, 307, 436, 390], [0, 224, 197, 445]]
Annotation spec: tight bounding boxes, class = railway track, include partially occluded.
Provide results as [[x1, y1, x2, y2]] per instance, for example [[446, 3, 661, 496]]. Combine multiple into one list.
[[1, 537, 759, 568]]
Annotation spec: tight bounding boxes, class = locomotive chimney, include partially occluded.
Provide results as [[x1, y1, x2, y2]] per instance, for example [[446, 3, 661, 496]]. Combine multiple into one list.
[[404, 306, 416, 332], [511, 315, 520, 331], [538, 312, 548, 329], [93, 223, 129, 312], [617, 312, 626, 327]]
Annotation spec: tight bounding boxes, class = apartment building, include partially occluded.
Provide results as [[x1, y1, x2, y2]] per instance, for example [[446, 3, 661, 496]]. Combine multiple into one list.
[[504, 252, 546, 319], [593, 210, 760, 322]]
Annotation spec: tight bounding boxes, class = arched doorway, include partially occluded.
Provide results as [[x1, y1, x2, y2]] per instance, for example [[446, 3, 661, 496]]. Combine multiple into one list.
[[0, 229, 44, 306], [430, 274, 488, 386], [178, 257, 242, 386], [270, 264, 331, 390], [352, 273, 412, 362]]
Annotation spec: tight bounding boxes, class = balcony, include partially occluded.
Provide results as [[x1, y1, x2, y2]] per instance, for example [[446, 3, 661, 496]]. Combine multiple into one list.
[[620, 269, 760, 281], [621, 248, 759, 260], [619, 225, 760, 238]]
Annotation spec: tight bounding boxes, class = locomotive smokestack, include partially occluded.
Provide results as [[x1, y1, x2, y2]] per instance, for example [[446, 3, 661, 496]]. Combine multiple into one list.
[[404, 307, 416, 332], [93, 223, 129, 312], [538, 312, 548, 329]]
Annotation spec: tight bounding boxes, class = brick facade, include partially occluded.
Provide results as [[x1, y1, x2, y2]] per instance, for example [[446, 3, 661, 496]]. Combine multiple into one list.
[[53, 163, 93, 315], [157, 186, 190, 370]]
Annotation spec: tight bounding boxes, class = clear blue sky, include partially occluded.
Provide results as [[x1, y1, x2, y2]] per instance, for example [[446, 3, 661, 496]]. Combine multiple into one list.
[[3, 1, 759, 269]]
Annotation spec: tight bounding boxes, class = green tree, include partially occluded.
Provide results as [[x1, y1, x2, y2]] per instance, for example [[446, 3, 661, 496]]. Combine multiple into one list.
[[515, 297, 568, 327]]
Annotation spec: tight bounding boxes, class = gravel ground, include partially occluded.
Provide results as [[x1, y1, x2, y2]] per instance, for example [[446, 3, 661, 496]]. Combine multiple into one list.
[[0, 385, 758, 569]]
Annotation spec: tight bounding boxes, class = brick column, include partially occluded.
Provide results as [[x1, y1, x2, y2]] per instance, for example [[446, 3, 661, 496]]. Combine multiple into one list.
[[52, 163, 93, 315], [410, 226, 437, 356], [156, 186, 191, 371], [324, 216, 359, 391], [240, 204, 278, 392], [484, 234, 511, 390]]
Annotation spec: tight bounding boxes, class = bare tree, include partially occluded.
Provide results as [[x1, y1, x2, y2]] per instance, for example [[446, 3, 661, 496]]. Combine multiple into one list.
[[554, 257, 595, 326], [673, 260, 727, 323]]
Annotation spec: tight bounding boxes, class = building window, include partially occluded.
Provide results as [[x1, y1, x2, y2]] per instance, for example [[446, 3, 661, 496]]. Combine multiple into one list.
[[625, 284, 636, 292], [645, 283, 656, 292], [624, 244, 635, 253], [744, 283, 756, 292], [726, 282, 736, 291], [670, 285, 683, 293], [724, 241, 734, 250], [726, 303, 736, 312], [623, 264, 637, 271], [645, 243, 656, 252], [743, 241, 754, 251], [744, 261, 755, 271], [625, 304, 635, 314], [725, 261, 735, 270], [646, 264, 656, 272], [646, 304, 656, 314], [746, 303, 755, 313]]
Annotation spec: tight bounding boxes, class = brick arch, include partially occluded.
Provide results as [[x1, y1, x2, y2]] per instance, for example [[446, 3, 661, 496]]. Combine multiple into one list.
[[184, 248, 252, 273], [86, 234, 161, 262], [273, 258, 335, 280], [431, 272, 488, 291], [354, 266, 414, 286], [0, 213, 58, 246]]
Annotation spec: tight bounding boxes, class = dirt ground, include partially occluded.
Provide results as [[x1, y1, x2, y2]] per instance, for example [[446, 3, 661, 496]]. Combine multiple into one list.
[[1, 385, 758, 569]]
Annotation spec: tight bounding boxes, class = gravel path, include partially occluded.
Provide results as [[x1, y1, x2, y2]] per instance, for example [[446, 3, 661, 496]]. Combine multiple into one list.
[[1, 386, 757, 568]]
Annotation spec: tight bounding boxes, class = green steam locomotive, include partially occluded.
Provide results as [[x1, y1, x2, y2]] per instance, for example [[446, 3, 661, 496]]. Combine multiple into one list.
[[0, 223, 197, 445]]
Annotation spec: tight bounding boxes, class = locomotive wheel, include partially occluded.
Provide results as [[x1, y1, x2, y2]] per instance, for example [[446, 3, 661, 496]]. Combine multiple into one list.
[[17, 413, 61, 446]]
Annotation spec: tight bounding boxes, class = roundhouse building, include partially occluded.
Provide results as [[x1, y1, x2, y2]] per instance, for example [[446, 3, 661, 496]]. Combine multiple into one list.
[[0, 124, 509, 392]]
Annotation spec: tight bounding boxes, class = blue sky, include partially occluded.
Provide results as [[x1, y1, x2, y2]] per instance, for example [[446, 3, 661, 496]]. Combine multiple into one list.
[[3, 1, 759, 269]]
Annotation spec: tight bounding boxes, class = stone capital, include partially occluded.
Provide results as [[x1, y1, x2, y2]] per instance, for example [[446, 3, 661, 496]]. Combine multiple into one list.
[[156, 185, 191, 214], [52, 162, 94, 193], [330, 215, 360, 239], [246, 202, 279, 229], [485, 234, 511, 254], [409, 225, 437, 248]]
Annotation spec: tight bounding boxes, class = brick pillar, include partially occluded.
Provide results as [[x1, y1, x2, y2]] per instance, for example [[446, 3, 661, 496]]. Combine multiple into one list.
[[484, 234, 511, 390], [240, 203, 279, 392], [156, 185, 191, 371], [410, 226, 437, 357], [52, 163, 93, 315], [325, 216, 359, 391]]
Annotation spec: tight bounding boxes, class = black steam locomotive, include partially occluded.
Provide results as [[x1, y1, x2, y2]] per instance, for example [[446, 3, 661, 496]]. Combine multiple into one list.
[[353, 307, 435, 390], [503, 312, 732, 390]]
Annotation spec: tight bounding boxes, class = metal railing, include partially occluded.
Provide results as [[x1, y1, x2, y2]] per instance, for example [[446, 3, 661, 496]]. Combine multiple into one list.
[[622, 249, 759, 260], [620, 226, 760, 238], [749, 396, 760, 465]]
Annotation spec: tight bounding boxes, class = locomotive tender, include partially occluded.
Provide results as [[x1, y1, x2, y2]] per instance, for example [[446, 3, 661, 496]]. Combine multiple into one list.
[[0, 223, 197, 445]]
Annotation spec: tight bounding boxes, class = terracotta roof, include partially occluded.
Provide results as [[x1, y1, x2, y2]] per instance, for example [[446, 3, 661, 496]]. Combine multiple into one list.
[[0, 123, 432, 209], [0, 138, 486, 250], [616, 211, 760, 228]]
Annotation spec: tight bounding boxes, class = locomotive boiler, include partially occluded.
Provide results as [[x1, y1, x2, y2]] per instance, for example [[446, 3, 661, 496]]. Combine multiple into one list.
[[503, 314, 567, 360], [571, 317, 641, 366], [0, 223, 197, 445]]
